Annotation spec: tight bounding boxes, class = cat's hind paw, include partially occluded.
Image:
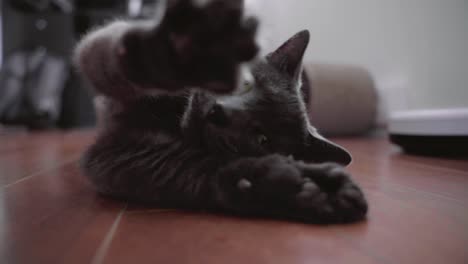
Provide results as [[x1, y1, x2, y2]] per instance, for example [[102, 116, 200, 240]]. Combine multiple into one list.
[[164, 0, 259, 93], [296, 163, 368, 223]]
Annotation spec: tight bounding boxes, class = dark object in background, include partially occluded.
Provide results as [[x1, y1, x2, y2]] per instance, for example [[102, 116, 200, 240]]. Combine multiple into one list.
[[390, 134, 468, 157], [8, 0, 74, 13], [0, 0, 94, 129], [0, 48, 68, 129], [0, 0, 80, 129]]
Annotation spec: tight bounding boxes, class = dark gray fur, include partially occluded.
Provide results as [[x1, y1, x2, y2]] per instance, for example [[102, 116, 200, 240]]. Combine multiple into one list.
[[77, 0, 367, 224]]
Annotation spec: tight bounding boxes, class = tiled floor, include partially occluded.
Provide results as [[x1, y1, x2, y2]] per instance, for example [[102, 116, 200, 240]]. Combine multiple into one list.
[[1, 130, 467, 264]]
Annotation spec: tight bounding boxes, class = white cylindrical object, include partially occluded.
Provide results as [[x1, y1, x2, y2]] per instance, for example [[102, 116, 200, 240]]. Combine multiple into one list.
[[389, 108, 468, 136], [304, 63, 378, 136]]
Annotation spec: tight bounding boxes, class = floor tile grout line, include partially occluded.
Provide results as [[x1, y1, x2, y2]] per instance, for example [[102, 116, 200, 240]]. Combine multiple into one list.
[[2, 155, 81, 189], [91, 203, 128, 264]]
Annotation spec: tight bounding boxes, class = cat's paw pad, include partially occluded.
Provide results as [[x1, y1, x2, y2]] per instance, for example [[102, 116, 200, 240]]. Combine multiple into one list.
[[295, 180, 328, 208]]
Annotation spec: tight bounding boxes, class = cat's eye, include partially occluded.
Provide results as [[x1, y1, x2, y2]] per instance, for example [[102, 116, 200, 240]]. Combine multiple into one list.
[[257, 134, 268, 145]]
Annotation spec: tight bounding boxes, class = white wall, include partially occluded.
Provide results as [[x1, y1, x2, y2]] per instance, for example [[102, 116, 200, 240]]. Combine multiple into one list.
[[247, 0, 468, 113]]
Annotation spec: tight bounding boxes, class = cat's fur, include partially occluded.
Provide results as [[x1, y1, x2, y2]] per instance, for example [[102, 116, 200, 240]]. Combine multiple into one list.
[[76, 0, 367, 224]]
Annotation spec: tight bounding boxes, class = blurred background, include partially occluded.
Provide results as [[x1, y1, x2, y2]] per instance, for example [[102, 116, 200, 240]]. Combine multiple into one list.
[[247, 0, 468, 124], [0, 0, 160, 130], [1, 0, 468, 133]]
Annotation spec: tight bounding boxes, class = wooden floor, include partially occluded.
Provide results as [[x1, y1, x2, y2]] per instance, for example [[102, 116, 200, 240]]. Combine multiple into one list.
[[0, 130, 467, 264]]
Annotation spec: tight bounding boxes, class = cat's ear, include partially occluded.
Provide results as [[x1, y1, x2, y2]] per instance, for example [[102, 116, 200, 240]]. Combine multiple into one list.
[[300, 126, 352, 166], [266, 30, 310, 80]]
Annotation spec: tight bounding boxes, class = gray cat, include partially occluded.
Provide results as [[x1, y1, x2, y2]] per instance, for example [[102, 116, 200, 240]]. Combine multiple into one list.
[[76, 0, 367, 224]]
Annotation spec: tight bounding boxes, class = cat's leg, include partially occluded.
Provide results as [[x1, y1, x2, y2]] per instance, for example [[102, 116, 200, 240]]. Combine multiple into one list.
[[83, 137, 366, 223], [214, 154, 368, 224], [74, 0, 258, 101], [157, 0, 259, 92]]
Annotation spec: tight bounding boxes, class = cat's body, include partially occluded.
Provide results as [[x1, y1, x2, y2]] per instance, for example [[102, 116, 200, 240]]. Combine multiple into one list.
[[77, 0, 367, 224]]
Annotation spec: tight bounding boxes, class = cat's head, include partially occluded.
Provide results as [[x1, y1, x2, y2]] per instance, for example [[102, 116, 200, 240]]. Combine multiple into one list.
[[185, 30, 352, 165]]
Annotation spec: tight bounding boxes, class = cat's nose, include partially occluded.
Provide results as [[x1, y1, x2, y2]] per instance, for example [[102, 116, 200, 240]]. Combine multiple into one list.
[[207, 104, 229, 127]]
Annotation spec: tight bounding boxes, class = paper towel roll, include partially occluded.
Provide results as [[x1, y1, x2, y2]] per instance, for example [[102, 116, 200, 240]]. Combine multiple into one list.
[[304, 63, 378, 136]]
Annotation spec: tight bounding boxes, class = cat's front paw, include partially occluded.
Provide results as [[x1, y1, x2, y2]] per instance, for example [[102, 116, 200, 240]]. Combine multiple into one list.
[[217, 155, 304, 213], [219, 155, 367, 224], [296, 163, 368, 223]]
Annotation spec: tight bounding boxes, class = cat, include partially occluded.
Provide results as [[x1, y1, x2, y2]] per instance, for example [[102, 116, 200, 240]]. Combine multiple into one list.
[[75, 0, 368, 224]]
